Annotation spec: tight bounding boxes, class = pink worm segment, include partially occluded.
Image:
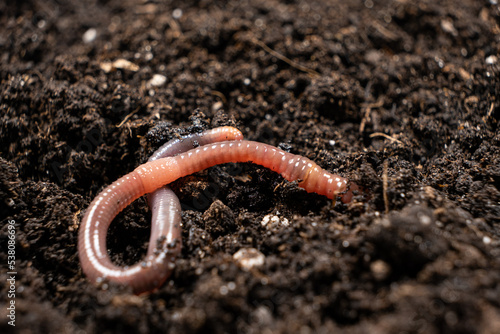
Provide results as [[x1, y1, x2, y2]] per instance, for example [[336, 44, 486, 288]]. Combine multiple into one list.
[[146, 127, 244, 258], [137, 141, 350, 199], [78, 127, 243, 294], [79, 129, 354, 294]]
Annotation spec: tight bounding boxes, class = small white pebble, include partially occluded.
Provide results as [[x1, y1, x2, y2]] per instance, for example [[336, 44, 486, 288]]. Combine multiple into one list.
[[83, 28, 97, 43], [147, 74, 167, 87], [100, 59, 140, 73], [219, 285, 229, 295], [486, 55, 498, 65], [113, 58, 139, 71], [233, 248, 265, 270], [212, 101, 224, 112], [418, 213, 431, 225], [370, 260, 391, 281], [483, 236, 491, 245], [261, 213, 289, 229], [172, 8, 183, 19], [440, 19, 458, 37]]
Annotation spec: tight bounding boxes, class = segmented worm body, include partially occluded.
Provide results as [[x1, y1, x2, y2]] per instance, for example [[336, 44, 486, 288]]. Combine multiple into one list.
[[78, 127, 242, 293], [78, 126, 356, 293], [146, 126, 244, 266]]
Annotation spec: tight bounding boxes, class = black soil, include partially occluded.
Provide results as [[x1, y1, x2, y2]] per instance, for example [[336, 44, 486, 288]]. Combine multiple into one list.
[[1, 0, 500, 333]]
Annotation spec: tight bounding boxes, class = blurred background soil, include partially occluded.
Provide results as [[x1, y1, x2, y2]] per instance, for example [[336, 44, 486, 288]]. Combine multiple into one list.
[[1, 0, 499, 333]]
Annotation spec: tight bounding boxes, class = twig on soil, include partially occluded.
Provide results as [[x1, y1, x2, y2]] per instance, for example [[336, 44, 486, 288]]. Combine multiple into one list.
[[116, 106, 141, 128], [482, 102, 495, 123], [383, 160, 389, 214], [211, 90, 228, 104], [359, 99, 384, 132], [369, 132, 403, 145], [251, 37, 321, 77]]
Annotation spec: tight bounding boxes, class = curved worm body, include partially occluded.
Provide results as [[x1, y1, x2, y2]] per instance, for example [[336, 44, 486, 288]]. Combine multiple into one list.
[[78, 128, 356, 293], [78, 126, 243, 293], [146, 127, 244, 259]]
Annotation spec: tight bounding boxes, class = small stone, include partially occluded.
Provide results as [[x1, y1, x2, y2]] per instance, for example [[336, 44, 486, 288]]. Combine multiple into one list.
[[82, 28, 97, 43], [233, 248, 265, 270], [172, 8, 183, 19], [486, 55, 498, 65], [100, 59, 140, 73], [370, 260, 391, 281], [147, 74, 167, 87], [261, 213, 289, 229]]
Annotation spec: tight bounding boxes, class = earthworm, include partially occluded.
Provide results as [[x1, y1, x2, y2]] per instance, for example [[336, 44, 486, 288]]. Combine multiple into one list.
[[146, 126, 244, 259], [78, 126, 243, 294], [78, 127, 358, 293]]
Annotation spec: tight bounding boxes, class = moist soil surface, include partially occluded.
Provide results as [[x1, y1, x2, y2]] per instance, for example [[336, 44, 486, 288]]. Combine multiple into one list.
[[1, 0, 500, 333]]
